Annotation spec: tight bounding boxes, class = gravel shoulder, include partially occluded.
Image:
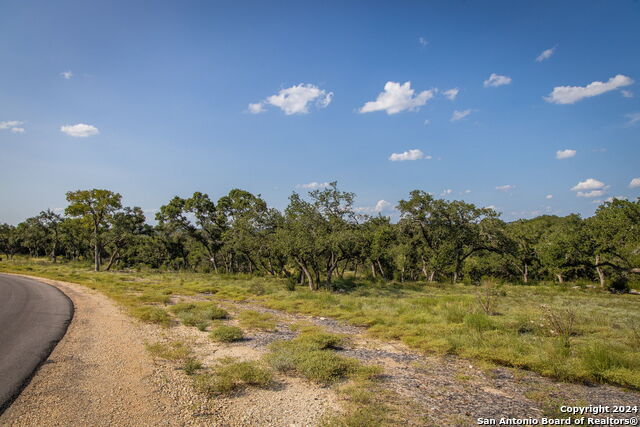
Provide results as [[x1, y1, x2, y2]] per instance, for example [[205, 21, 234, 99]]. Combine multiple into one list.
[[0, 274, 338, 427]]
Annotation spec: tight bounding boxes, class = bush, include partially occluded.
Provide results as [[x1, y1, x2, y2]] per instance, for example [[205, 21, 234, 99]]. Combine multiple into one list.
[[581, 342, 628, 381], [145, 341, 191, 360], [171, 302, 228, 329], [193, 358, 272, 396], [131, 306, 170, 326], [183, 357, 203, 375], [464, 313, 496, 331], [264, 330, 377, 384], [210, 325, 244, 342], [238, 310, 277, 331]]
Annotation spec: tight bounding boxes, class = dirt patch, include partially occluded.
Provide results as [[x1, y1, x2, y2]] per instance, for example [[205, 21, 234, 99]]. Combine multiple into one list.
[[221, 299, 640, 426], [0, 276, 337, 427]]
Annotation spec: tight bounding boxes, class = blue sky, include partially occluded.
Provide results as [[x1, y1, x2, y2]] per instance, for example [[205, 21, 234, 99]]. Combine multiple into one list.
[[1, 0, 639, 224]]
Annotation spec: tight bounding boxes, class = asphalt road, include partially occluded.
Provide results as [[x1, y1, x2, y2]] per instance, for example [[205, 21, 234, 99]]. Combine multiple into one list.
[[0, 274, 73, 412]]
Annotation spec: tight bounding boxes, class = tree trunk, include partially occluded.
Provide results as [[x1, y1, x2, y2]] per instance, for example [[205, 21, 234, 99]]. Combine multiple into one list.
[[370, 262, 376, 279], [453, 271, 458, 284], [376, 259, 385, 279], [556, 273, 563, 283], [105, 248, 120, 271], [523, 263, 528, 284], [595, 255, 606, 288], [93, 225, 100, 272], [428, 271, 435, 282]]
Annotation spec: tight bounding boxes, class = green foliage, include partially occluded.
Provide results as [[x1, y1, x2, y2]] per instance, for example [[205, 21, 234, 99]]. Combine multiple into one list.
[[145, 341, 191, 360], [209, 325, 244, 342], [264, 330, 378, 384], [130, 306, 170, 325], [193, 358, 273, 396], [183, 357, 203, 375], [238, 310, 277, 331], [171, 302, 228, 329]]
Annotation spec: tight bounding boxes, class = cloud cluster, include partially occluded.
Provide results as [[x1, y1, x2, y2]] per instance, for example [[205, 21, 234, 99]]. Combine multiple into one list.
[[545, 75, 633, 104], [389, 149, 430, 161], [556, 149, 576, 159], [61, 71, 73, 80], [496, 184, 515, 192], [249, 84, 333, 115], [0, 120, 25, 133], [60, 123, 99, 137], [296, 182, 330, 190], [360, 81, 435, 115], [535, 47, 556, 62], [355, 199, 393, 215], [484, 73, 512, 87], [630, 178, 640, 189], [571, 178, 608, 197]]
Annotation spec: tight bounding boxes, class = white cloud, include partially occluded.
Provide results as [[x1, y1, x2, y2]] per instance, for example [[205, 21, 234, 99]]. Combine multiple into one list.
[[621, 90, 633, 98], [486, 205, 499, 211], [571, 178, 607, 191], [483, 73, 512, 88], [423, 119, 431, 125], [0, 120, 23, 129], [556, 149, 576, 159], [450, 109, 472, 122], [443, 88, 459, 101], [360, 81, 435, 115], [249, 84, 333, 115], [0, 120, 25, 133], [546, 194, 553, 199], [629, 178, 640, 188], [60, 123, 99, 137], [375, 200, 391, 212], [355, 199, 393, 215], [389, 149, 430, 162], [496, 185, 515, 192], [463, 189, 472, 194], [535, 47, 556, 62], [441, 189, 453, 196], [577, 190, 606, 198], [419, 37, 428, 46], [248, 103, 266, 114], [544, 74, 633, 104], [61, 71, 73, 79], [296, 182, 330, 190], [625, 112, 640, 126]]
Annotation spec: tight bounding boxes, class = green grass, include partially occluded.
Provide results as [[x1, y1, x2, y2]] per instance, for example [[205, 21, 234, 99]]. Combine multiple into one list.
[[237, 310, 277, 331], [170, 302, 228, 330], [209, 325, 244, 342], [264, 330, 380, 384], [2, 259, 639, 389], [145, 340, 191, 360], [193, 357, 273, 396]]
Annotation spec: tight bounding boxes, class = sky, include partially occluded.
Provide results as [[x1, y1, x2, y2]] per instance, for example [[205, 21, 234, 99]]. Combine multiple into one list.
[[1, 0, 639, 225]]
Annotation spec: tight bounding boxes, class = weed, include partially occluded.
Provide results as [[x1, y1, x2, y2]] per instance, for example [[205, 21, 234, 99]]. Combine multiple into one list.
[[171, 302, 227, 330], [183, 357, 203, 375], [130, 306, 170, 326], [209, 325, 244, 342], [145, 341, 191, 360], [238, 310, 277, 331], [193, 358, 272, 396]]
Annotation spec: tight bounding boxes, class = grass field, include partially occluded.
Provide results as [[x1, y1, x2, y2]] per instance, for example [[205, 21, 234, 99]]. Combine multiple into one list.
[[2, 259, 639, 390]]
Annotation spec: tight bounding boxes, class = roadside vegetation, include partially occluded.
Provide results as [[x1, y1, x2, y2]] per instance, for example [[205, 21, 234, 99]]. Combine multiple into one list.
[[0, 184, 639, 390], [1, 260, 639, 390]]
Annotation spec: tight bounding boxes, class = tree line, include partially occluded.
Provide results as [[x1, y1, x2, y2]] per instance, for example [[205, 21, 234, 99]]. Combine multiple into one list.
[[1, 184, 638, 291]]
